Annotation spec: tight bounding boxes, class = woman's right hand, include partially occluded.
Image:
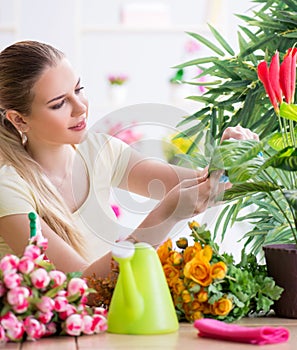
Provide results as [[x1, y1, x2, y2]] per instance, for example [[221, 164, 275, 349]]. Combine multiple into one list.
[[160, 171, 231, 223]]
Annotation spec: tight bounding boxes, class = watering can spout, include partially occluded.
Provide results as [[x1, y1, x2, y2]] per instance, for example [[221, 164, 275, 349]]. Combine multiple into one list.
[[111, 241, 144, 320]]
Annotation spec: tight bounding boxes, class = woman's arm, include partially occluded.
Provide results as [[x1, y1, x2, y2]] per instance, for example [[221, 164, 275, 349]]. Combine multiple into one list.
[[118, 126, 258, 199], [0, 214, 112, 278]]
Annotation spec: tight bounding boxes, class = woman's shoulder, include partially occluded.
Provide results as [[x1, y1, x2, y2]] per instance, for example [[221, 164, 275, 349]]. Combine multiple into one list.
[[0, 164, 32, 192], [0, 164, 23, 181]]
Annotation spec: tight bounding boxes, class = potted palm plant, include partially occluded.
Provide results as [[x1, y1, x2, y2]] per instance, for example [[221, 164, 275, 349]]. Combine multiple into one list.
[[208, 49, 297, 318], [173, 0, 297, 253]]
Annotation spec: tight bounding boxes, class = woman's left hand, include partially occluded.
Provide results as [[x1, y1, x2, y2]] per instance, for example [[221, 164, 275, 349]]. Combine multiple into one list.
[[221, 125, 259, 142]]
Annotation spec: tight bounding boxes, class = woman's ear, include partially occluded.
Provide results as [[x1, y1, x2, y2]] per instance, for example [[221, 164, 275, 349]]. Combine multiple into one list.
[[5, 110, 29, 133]]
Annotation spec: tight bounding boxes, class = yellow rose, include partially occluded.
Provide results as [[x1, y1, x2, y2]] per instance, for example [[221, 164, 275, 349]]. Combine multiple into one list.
[[191, 311, 203, 321], [181, 290, 192, 303], [191, 300, 202, 311], [196, 289, 208, 303], [176, 237, 188, 249], [163, 263, 180, 287], [201, 302, 211, 314], [212, 298, 233, 316], [169, 250, 183, 266], [188, 221, 200, 230], [196, 245, 213, 263], [157, 239, 172, 263], [171, 278, 185, 295], [184, 257, 212, 286], [183, 242, 202, 263], [211, 261, 227, 280]]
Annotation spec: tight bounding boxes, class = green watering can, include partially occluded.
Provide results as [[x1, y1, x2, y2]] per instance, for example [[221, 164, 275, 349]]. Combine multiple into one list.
[[107, 241, 179, 334]]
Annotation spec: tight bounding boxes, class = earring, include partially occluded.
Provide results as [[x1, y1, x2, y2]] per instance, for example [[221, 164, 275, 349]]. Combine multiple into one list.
[[21, 132, 27, 146]]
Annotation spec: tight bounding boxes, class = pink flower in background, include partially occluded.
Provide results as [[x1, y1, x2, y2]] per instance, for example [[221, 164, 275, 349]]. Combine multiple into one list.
[[184, 39, 201, 54], [108, 73, 129, 85], [196, 68, 207, 93], [108, 121, 142, 145], [111, 204, 121, 218]]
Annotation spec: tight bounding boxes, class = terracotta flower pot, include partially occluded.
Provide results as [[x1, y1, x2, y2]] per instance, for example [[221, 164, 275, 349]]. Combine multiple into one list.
[[263, 244, 297, 318]]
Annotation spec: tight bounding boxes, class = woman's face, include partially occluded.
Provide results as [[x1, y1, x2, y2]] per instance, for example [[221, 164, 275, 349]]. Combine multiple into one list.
[[24, 58, 88, 147]]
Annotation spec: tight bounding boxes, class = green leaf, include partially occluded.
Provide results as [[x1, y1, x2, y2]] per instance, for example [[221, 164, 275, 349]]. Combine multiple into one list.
[[263, 146, 297, 171], [186, 32, 225, 56], [223, 182, 280, 201], [209, 140, 264, 172], [280, 102, 297, 122], [208, 23, 235, 56], [283, 190, 297, 210], [268, 131, 297, 150], [173, 56, 218, 69]]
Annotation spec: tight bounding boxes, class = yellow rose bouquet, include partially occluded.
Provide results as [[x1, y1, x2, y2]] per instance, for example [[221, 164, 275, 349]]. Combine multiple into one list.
[[157, 221, 283, 323]]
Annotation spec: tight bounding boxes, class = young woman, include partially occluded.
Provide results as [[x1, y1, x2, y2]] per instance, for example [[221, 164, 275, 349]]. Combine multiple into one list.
[[0, 40, 257, 279]]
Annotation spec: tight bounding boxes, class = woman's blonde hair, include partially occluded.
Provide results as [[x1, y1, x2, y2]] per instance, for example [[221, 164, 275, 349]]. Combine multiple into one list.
[[0, 40, 86, 257]]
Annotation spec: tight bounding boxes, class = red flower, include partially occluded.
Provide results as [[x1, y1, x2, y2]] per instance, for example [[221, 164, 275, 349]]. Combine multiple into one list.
[[280, 48, 297, 104], [258, 51, 282, 111]]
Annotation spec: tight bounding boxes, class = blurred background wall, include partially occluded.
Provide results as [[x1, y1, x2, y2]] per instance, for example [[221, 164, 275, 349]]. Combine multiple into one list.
[[0, 0, 253, 126]]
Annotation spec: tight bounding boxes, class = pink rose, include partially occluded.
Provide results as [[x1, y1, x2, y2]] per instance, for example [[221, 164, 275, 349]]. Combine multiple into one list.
[[7, 286, 30, 306], [32, 235, 48, 251], [37, 311, 53, 324], [24, 317, 46, 340], [44, 322, 57, 337], [0, 325, 7, 342], [3, 272, 22, 289], [67, 278, 88, 297], [82, 315, 94, 335], [30, 268, 50, 289], [36, 296, 55, 313], [0, 254, 19, 275], [5, 321, 24, 341], [59, 304, 76, 320], [18, 256, 35, 274], [49, 270, 67, 287], [54, 295, 69, 312], [0, 311, 19, 329], [12, 299, 29, 314], [65, 314, 83, 336], [94, 307, 108, 317], [92, 314, 108, 333], [24, 245, 41, 260]]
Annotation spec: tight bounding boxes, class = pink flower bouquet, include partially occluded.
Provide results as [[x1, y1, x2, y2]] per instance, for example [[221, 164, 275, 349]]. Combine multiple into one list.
[[0, 225, 107, 342]]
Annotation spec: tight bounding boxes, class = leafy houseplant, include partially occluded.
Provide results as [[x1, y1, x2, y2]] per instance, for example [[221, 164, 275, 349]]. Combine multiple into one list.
[[173, 0, 297, 253], [207, 48, 297, 318]]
